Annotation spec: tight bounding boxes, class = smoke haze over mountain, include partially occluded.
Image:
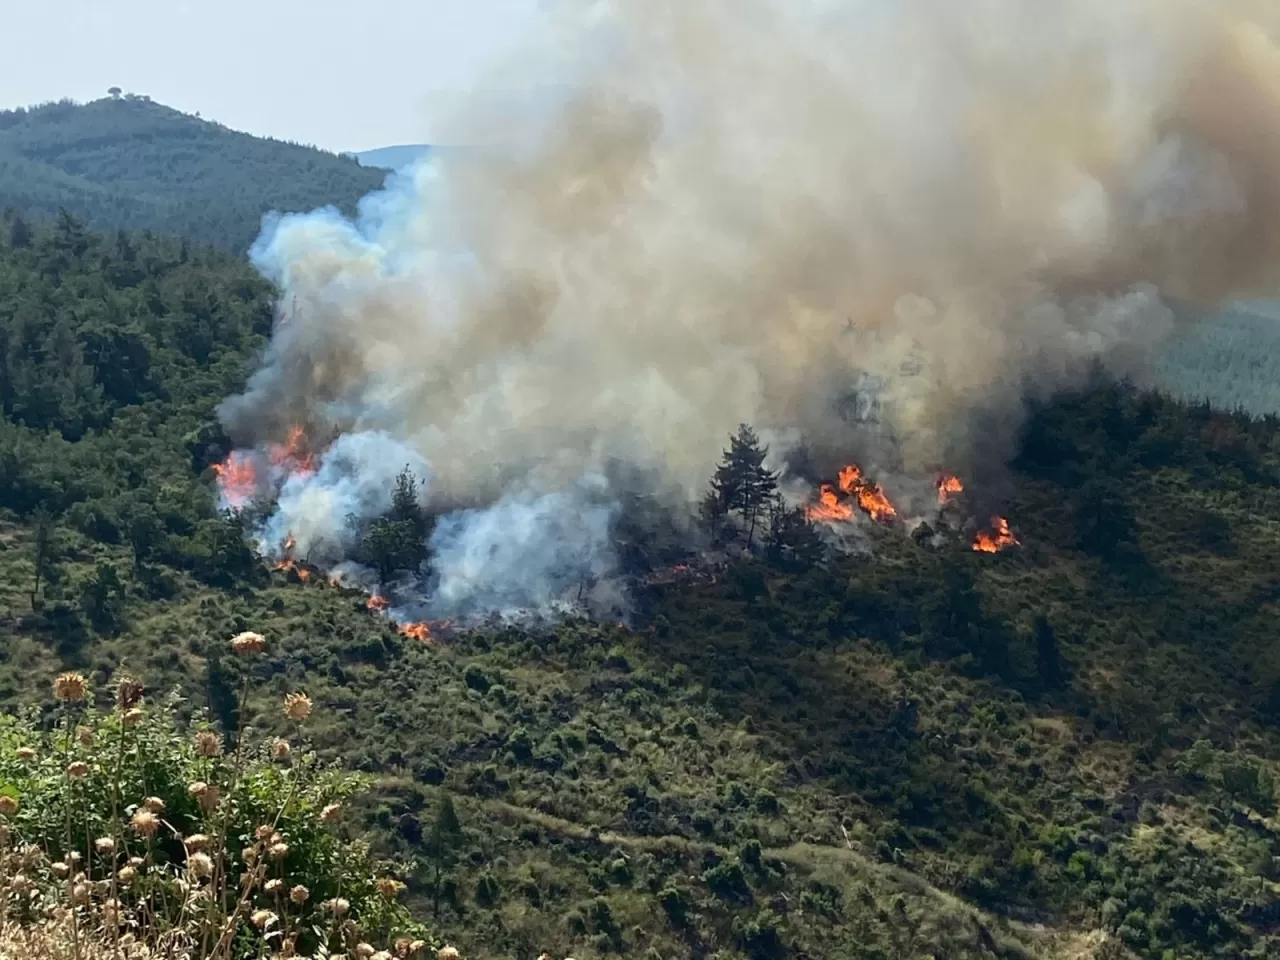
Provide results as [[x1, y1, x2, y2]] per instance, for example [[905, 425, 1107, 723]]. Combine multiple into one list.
[[217, 0, 1280, 617]]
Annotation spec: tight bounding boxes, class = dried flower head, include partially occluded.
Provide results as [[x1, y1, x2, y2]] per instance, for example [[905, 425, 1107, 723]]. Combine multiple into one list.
[[131, 808, 160, 838], [264, 878, 283, 895], [76, 726, 95, 747], [129, 856, 144, 868], [71, 881, 90, 904], [436, 948, 461, 960], [14, 747, 36, 762], [255, 824, 275, 842], [376, 877, 405, 899], [52, 861, 70, 878], [230, 631, 266, 655], [53, 672, 87, 702], [0, 796, 17, 816], [251, 909, 279, 931], [371, 953, 392, 960], [121, 707, 144, 728], [94, 837, 115, 855], [320, 802, 342, 824], [143, 796, 166, 814], [184, 833, 211, 851], [326, 897, 350, 917], [66, 761, 89, 779], [242, 845, 259, 865], [268, 842, 289, 861], [408, 943, 427, 957], [188, 781, 220, 812], [271, 738, 292, 761], [116, 675, 144, 709], [186, 852, 213, 880], [9, 873, 33, 895], [356, 945, 375, 959], [283, 692, 313, 723], [289, 884, 309, 904], [195, 731, 223, 757], [117, 865, 137, 885]]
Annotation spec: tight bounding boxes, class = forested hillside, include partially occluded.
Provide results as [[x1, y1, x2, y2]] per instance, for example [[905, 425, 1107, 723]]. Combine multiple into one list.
[[0, 96, 386, 252], [7, 212, 1280, 959]]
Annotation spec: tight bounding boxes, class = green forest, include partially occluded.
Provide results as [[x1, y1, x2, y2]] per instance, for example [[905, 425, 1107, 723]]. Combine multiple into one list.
[[4, 204, 1280, 960], [0, 97, 385, 252]]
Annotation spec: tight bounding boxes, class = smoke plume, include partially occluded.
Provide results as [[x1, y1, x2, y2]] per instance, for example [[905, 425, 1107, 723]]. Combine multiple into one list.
[[218, 0, 1280, 616]]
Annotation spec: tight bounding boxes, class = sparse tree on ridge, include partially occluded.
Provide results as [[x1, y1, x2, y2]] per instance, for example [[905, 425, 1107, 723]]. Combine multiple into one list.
[[708, 424, 779, 549]]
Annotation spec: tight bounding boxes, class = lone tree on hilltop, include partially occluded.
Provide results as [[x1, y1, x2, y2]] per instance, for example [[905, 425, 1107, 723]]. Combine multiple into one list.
[[707, 424, 779, 548]]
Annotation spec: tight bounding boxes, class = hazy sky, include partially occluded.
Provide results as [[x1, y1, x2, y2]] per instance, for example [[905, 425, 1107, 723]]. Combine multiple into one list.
[[2, 0, 542, 152]]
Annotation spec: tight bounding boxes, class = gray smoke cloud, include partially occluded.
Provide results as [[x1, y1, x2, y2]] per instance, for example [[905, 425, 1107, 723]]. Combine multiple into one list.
[[217, 0, 1280, 615]]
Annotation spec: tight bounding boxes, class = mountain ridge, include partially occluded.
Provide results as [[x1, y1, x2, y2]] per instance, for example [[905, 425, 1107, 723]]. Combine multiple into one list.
[[0, 95, 386, 251]]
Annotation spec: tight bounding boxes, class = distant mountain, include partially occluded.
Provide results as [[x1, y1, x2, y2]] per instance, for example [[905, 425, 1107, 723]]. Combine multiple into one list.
[[0, 96, 387, 252], [351, 144, 433, 170]]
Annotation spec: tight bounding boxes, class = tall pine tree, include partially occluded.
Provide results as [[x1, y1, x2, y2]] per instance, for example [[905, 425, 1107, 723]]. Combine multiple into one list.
[[709, 424, 779, 548]]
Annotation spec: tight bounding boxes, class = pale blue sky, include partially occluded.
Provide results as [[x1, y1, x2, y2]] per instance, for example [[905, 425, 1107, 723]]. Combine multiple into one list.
[[1, 0, 542, 152]]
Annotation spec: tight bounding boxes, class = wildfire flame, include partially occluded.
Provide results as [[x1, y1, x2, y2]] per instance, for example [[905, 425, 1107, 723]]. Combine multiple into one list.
[[269, 425, 316, 479], [973, 516, 1019, 553], [273, 558, 312, 581], [937, 474, 964, 506], [367, 595, 390, 611], [855, 482, 897, 522], [400, 622, 432, 642], [837, 465, 862, 494], [805, 483, 856, 523], [212, 452, 258, 509], [806, 463, 898, 524]]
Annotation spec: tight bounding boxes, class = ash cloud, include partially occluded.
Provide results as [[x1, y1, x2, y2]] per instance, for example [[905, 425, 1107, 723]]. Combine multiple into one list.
[[219, 0, 1280, 614]]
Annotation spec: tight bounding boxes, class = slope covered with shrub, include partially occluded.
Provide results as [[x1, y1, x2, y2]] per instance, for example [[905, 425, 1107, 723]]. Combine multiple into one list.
[[7, 215, 1280, 958], [0, 97, 386, 252]]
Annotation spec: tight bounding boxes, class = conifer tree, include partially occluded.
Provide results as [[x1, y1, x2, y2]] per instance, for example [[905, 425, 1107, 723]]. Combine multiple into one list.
[[709, 424, 779, 548]]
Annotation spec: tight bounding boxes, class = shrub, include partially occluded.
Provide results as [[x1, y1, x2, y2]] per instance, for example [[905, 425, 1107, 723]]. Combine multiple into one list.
[[0, 643, 434, 959]]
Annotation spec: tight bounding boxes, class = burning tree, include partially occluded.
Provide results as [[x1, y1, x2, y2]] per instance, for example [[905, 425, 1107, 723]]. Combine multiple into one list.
[[705, 424, 779, 548]]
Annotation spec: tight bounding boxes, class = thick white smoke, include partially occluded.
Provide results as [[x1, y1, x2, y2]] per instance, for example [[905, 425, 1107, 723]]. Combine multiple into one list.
[[218, 0, 1280, 616]]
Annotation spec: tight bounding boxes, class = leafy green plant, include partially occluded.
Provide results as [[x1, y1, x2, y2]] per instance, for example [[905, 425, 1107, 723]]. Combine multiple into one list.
[[0, 632, 440, 959]]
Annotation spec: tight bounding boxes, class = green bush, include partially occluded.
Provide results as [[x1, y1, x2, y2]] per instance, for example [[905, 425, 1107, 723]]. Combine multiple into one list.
[[0, 639, 435, 959]]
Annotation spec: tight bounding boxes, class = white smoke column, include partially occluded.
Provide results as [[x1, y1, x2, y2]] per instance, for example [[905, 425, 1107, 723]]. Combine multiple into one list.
[[219, 0, 1280, 613], [423, 477, 620, 619], [260, 431, 430, 565]]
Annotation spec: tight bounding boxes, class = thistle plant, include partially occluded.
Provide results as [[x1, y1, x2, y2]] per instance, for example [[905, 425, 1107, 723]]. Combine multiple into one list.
[[0, 634, 434, 960]]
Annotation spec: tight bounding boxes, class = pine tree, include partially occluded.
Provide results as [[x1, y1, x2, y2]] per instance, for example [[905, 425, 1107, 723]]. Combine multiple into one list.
[[29, 507, 55, 609], [710, 424, 779, 548], [431, 793, 463, 918]]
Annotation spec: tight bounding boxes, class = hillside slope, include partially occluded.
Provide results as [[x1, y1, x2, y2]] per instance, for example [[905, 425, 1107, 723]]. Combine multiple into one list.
[[5, 213, 1280, 959], [0, 97, 386, 251]]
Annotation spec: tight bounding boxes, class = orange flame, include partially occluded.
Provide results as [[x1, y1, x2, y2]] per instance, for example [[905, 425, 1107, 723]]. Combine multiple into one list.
[[400, 622, 432, 642], [273, 558, 312, 581], [973, 517, 1019, 553], [212, 453, 258, 509], [806, 463, 898, 524], [805, 483, 855, 523], [837, 464, 862, 494], [269, 425, 316, 478], [367, 594, 390, 612], [855, 482, 898, 522], [937, 474, 964, 506]]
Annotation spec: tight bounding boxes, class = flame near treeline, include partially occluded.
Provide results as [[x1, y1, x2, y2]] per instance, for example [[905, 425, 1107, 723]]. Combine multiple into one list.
[[212, 0, 1280, 623]]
